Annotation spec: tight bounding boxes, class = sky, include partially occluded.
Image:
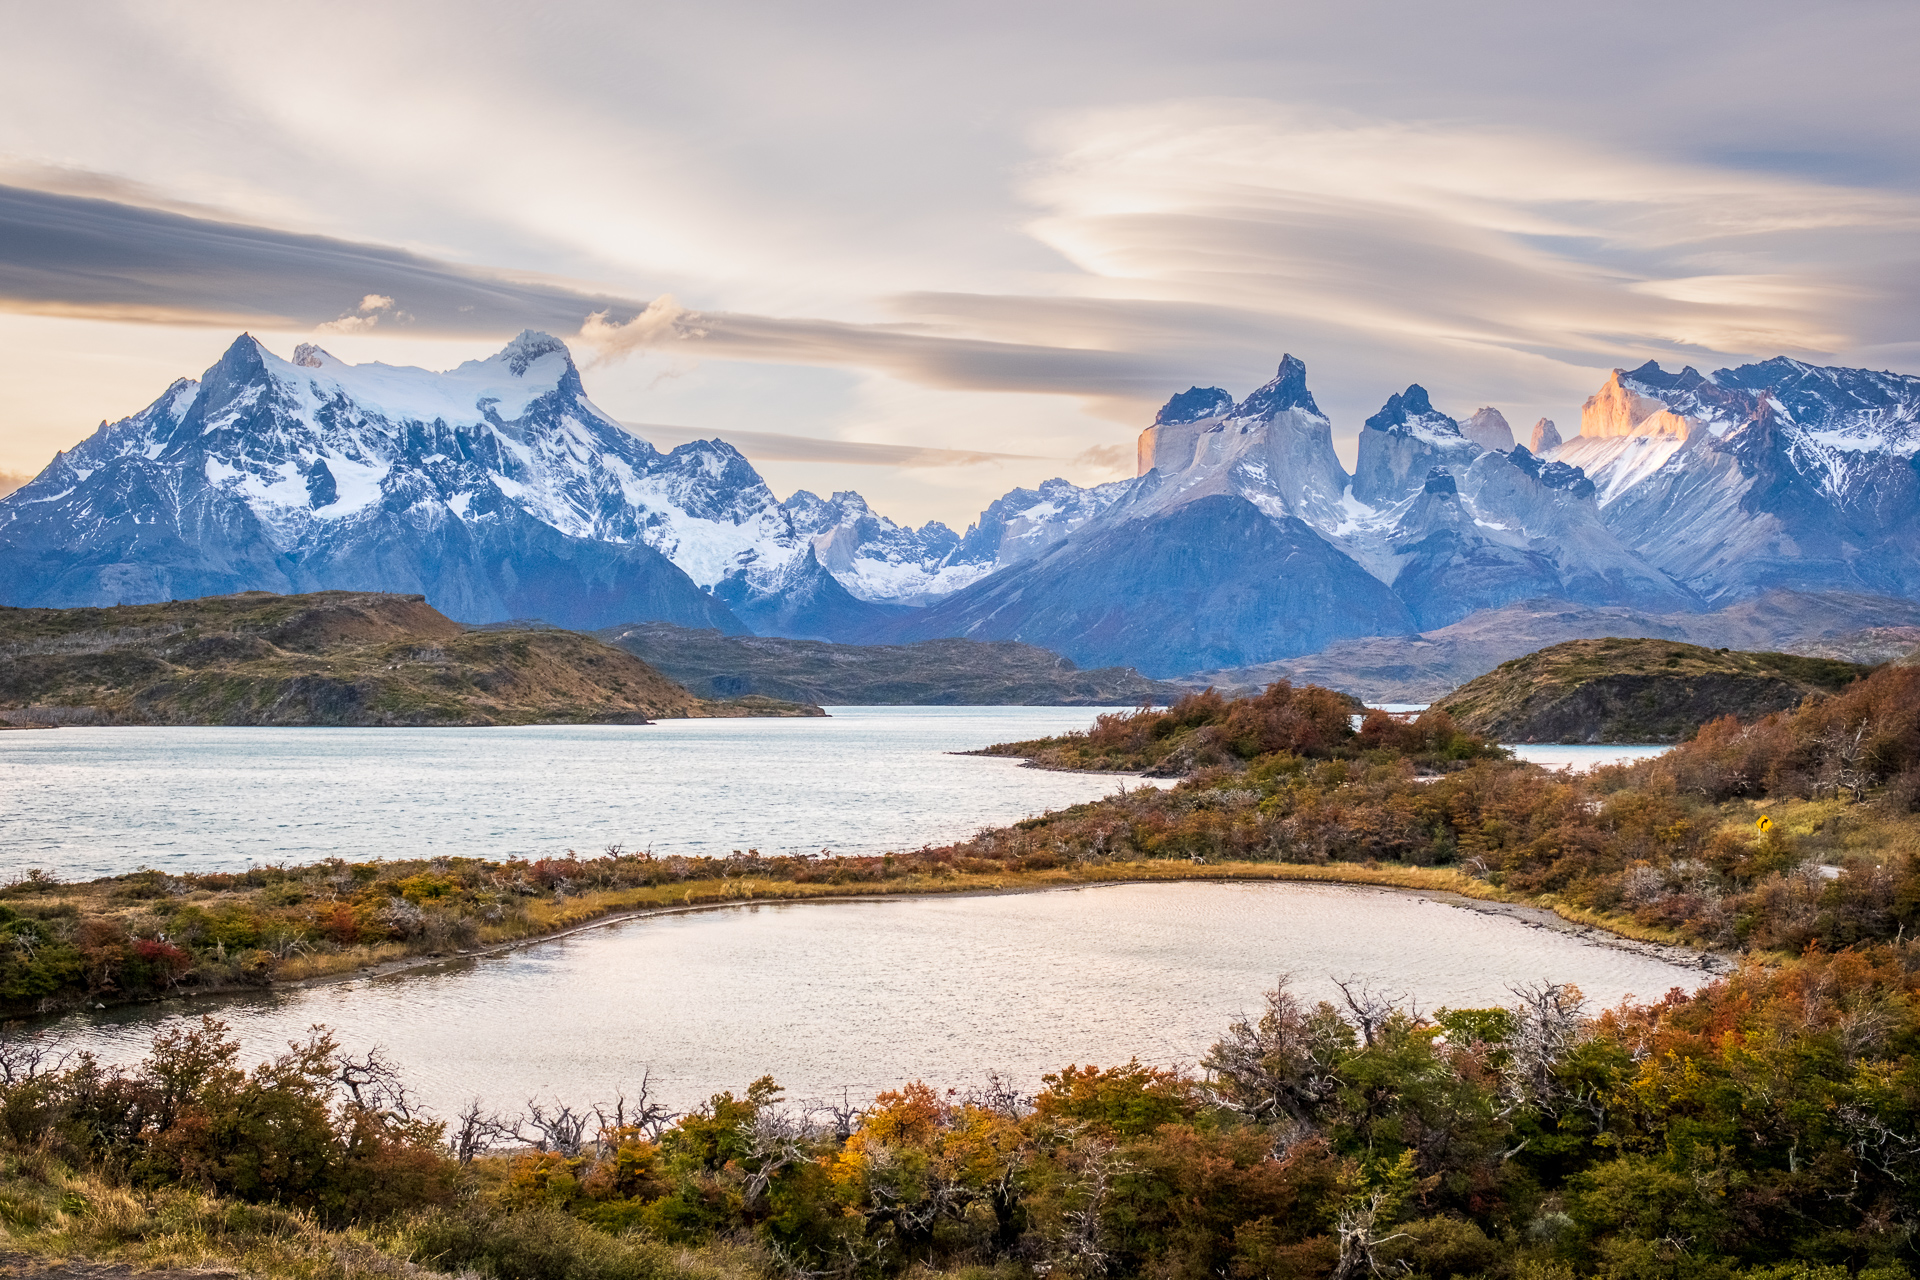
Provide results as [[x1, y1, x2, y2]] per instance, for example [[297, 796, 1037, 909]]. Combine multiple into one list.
[[2, 0, 1917, 526]]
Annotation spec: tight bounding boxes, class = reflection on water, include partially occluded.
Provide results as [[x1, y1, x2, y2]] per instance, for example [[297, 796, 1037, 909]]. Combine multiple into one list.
[[0, 708, 1155, 880], [49, 882, 1707, 1117]]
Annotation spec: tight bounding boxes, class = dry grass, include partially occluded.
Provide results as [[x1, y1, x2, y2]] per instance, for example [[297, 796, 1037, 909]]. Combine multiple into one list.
[[0, 1151, 770, 1280]]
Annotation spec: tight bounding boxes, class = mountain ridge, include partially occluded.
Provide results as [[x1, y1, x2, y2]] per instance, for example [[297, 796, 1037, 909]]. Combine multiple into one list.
[[5, 335, 1918, 679]]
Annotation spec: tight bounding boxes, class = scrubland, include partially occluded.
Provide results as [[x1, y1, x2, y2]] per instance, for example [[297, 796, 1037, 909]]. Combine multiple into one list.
[[2, 668, 1918, 1275]]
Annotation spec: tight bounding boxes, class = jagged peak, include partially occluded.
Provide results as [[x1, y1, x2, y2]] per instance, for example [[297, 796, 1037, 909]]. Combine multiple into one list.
[[291, 343, 335, 369], [1622, 360, 1710, 395], [1235, 353, 1323, 420], [1154, 386, 1232, 426], [1365, 384, 1456, 434]]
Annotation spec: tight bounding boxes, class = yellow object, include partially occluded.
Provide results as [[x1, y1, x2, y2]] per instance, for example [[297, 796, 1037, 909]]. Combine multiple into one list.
[[1756, 815, 1774, 832]]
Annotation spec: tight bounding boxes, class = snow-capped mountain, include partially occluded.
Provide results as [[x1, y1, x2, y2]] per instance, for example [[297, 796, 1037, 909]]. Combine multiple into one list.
[[7, 330, 1913, 678], [0, 331, 1142, 640], [897, 357, 1701, 673], [1550, 358, 1920, 603], [0, 332, 897, 635]]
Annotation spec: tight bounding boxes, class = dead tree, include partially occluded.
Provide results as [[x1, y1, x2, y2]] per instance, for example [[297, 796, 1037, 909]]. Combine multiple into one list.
[[1333, 977, 1409, 1049], [593, 1071, 677, 1141], [334, 1045, 418, 1120], [449, 1099, 518, 1164], [522, 1098, 593, 1156]]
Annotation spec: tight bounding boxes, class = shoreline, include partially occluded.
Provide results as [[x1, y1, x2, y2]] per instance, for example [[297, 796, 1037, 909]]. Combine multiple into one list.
[[61, 865, 1731, 1026]]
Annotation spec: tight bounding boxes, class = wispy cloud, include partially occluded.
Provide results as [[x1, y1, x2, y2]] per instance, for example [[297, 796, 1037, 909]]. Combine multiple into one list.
[[1022, 100, 1920, 363], [0, 184, 642, 335], [0, 471, 31, 499], [626, 422, 1040, 468]]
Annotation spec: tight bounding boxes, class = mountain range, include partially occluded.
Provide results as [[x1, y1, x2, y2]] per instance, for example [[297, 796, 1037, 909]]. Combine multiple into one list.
[[3, 332, 1916, 678]]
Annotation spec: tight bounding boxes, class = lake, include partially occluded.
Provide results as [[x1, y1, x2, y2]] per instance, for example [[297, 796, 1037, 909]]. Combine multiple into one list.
[[41, 880, 1708, 1118], [0, 709, 1674, 882], [1507, 744, 1673, 771], [0, 707, 1158, 881]]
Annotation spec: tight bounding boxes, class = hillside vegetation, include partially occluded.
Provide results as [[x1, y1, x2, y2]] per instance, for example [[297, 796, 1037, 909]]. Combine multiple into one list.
[[973, 681, 1491, 774], [1, 949, 1916, 1279], [0, 592, 820, 726], [598, 622, 1185, 705], [1439, 637, 1869, 743]]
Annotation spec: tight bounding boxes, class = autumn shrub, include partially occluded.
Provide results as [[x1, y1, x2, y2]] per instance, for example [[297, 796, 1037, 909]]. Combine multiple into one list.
[[0, 1018, 454, 1224]]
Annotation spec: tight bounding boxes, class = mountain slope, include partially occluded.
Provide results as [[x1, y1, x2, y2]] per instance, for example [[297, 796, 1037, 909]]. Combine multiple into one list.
[[894, 493, 1417, 676], [599, 623, 1186, 705], [0, 590, 821, 725], [1552, 358, 1920, 603]]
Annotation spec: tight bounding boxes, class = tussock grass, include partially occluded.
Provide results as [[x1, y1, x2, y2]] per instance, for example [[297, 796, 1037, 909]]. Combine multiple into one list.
[[0, 1151, 770, 1280]]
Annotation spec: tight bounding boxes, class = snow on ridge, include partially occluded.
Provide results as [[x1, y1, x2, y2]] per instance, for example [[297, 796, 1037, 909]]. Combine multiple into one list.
[[265, 338, 573, 430]]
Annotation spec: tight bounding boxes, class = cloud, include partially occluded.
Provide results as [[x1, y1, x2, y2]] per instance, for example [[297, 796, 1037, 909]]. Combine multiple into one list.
[[0, 471, 31, 499], [626, 422, 1040, 468], [9, 96, 1919, 450], [1072, 442, 1134, 474], [1022, 99, 1920, 365], [0, 184, 644, 335], [579, 299, 1197, 400], [315, 292, 404, 334]]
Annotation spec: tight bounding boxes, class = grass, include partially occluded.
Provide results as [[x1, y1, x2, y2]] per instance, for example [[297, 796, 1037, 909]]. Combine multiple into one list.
[[0, 1150, 771, 1280]]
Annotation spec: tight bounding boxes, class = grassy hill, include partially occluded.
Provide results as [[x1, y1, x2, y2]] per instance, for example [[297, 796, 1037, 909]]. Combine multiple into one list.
[[0, 591, 820, 726], [1439, 637, 1870, 743], [598, 621, 1186, 705]]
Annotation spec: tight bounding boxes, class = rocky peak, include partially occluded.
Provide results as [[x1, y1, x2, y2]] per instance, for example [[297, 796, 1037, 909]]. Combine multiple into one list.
[[1235, 354, 1322, 420], [195, 333, 275, 420], [1580, 369, 1696, 440], [1365, 385, 1457, 436], [1154, 386, 1233, 426], [1459, 407, 1514, 452], [1529, 418, 1562, 452]]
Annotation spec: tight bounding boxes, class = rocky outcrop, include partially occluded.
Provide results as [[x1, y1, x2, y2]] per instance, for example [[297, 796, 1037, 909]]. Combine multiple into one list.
[[1579, 369, 1699, 440], [1529, 418, 1562, 452], [1438, 637, 1869, 744]]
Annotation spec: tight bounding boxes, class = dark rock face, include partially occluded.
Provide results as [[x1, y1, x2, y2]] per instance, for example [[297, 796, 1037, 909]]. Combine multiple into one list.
[[893, 494, 1416, 676], [1234, 355, 1322, 418], [1155, 386, 1235, 425]]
